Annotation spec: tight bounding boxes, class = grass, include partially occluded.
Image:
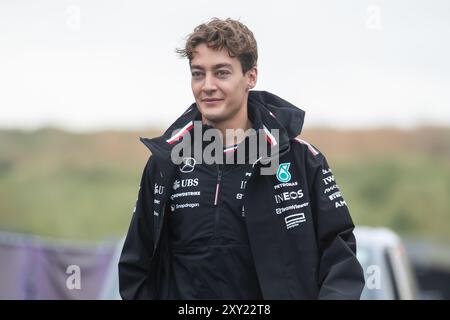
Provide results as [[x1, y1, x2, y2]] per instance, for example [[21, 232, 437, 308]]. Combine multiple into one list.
[[334, 155, 450, 242], [0, 127, 449, 242]]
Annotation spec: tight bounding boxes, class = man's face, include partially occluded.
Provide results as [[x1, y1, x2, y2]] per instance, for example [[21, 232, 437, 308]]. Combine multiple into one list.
[[190, 43, 257, 125]]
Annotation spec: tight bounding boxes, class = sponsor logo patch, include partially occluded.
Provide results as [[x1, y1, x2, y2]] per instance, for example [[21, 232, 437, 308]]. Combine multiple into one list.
[[173, 178, 199, 190], [274, 189, 304, 204], [328, 191, 342, 201], [276, 162, 291, 183], [335, 200, 347, 208], [275, 202, 309, 215], [322, 175, 335, 185], [170, 191, 201, 200], [170, 202, 200, 212], [324, 184, 339, 194], [285, 213, 306, 229], [273, 181, 298, 190], [154, 183, 164, 195], [180, 157, 196, 173]]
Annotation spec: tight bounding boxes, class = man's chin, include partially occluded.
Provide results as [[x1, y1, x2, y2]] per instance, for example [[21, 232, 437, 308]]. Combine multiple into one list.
[[201, 113, 228, 125], [199, 107, 228, 124]]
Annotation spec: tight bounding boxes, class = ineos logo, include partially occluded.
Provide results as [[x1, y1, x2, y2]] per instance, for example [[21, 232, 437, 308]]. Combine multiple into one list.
[[180, 157, 196, 173]]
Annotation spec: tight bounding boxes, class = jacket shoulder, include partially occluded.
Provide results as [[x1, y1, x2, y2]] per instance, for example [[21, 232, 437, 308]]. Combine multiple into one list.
[[140, 155, 160, 185], [292, 137, 320, 156], [290, 137, 328, 165]]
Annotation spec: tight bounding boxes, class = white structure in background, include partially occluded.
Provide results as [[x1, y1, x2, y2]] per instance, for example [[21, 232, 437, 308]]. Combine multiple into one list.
[[355, 226, 418, 300], [99, 237, 125, 300]]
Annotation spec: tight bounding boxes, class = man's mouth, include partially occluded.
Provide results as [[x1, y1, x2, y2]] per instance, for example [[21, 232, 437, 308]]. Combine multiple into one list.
[[202, 98, 224, 105]]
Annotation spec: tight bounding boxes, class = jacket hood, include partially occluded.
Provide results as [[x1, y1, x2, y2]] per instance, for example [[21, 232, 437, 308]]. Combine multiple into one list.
[[140, 90, 305, 162], [248, 90, 305, 140]]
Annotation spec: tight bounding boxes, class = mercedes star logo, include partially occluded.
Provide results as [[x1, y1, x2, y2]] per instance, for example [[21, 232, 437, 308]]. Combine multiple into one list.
[[180, 157, 196, 173]]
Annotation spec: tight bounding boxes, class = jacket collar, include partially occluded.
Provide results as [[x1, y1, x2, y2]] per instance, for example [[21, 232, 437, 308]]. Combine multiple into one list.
[[140, 91, 305, 165]]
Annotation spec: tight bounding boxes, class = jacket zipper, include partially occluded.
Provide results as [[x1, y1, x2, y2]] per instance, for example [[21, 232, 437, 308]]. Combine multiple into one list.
[[213, 164, 223, 238]]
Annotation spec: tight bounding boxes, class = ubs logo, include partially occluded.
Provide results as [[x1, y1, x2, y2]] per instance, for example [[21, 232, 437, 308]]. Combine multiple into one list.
[[173, 178, 199, 190]]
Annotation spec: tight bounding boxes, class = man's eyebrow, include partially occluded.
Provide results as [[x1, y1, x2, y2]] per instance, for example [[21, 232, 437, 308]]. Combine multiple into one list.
[[190, 63, 233, 70], [212, 63, 233, 70]]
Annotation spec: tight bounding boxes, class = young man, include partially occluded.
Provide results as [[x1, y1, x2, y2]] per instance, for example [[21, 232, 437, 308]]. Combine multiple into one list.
[[119, 18, 365, 299]]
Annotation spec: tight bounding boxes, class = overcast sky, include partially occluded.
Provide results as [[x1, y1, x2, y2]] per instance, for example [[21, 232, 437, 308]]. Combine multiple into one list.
[[1, 0, 449, 131]]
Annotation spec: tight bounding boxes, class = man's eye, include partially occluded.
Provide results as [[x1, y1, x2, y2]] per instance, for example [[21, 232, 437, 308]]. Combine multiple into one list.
[[191, 72, 203, 78], [217, 70, 230, 77]]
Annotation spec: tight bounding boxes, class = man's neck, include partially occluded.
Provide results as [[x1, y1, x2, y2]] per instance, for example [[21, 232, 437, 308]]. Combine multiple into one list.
[[202, 106, 252, 148]]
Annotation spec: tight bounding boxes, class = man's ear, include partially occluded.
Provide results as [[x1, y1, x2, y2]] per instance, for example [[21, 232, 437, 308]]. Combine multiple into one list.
[[246, 67, 258, 90]]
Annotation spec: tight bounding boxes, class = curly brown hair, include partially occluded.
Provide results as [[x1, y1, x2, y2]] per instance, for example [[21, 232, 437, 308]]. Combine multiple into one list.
[[176, 18, 258, 74]]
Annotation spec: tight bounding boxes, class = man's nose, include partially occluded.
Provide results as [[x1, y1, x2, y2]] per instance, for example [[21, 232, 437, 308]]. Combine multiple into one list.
[[202, 73, 217, 92]]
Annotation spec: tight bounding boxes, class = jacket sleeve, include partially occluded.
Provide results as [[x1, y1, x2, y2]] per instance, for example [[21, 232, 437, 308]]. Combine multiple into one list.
[[308, 151, 365, 299], [118, 156, 157, 299]]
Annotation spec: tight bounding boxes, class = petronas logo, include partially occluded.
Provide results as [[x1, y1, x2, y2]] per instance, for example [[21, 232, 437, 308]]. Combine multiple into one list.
[[276, 163, 291, 182]]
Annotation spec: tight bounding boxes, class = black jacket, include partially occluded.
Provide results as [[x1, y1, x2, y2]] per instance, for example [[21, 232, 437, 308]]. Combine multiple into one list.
[[119, 91, 365, 299]]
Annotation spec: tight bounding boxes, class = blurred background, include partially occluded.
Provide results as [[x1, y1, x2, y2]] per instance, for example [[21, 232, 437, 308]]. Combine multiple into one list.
[[0, 0, 449, 299]]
